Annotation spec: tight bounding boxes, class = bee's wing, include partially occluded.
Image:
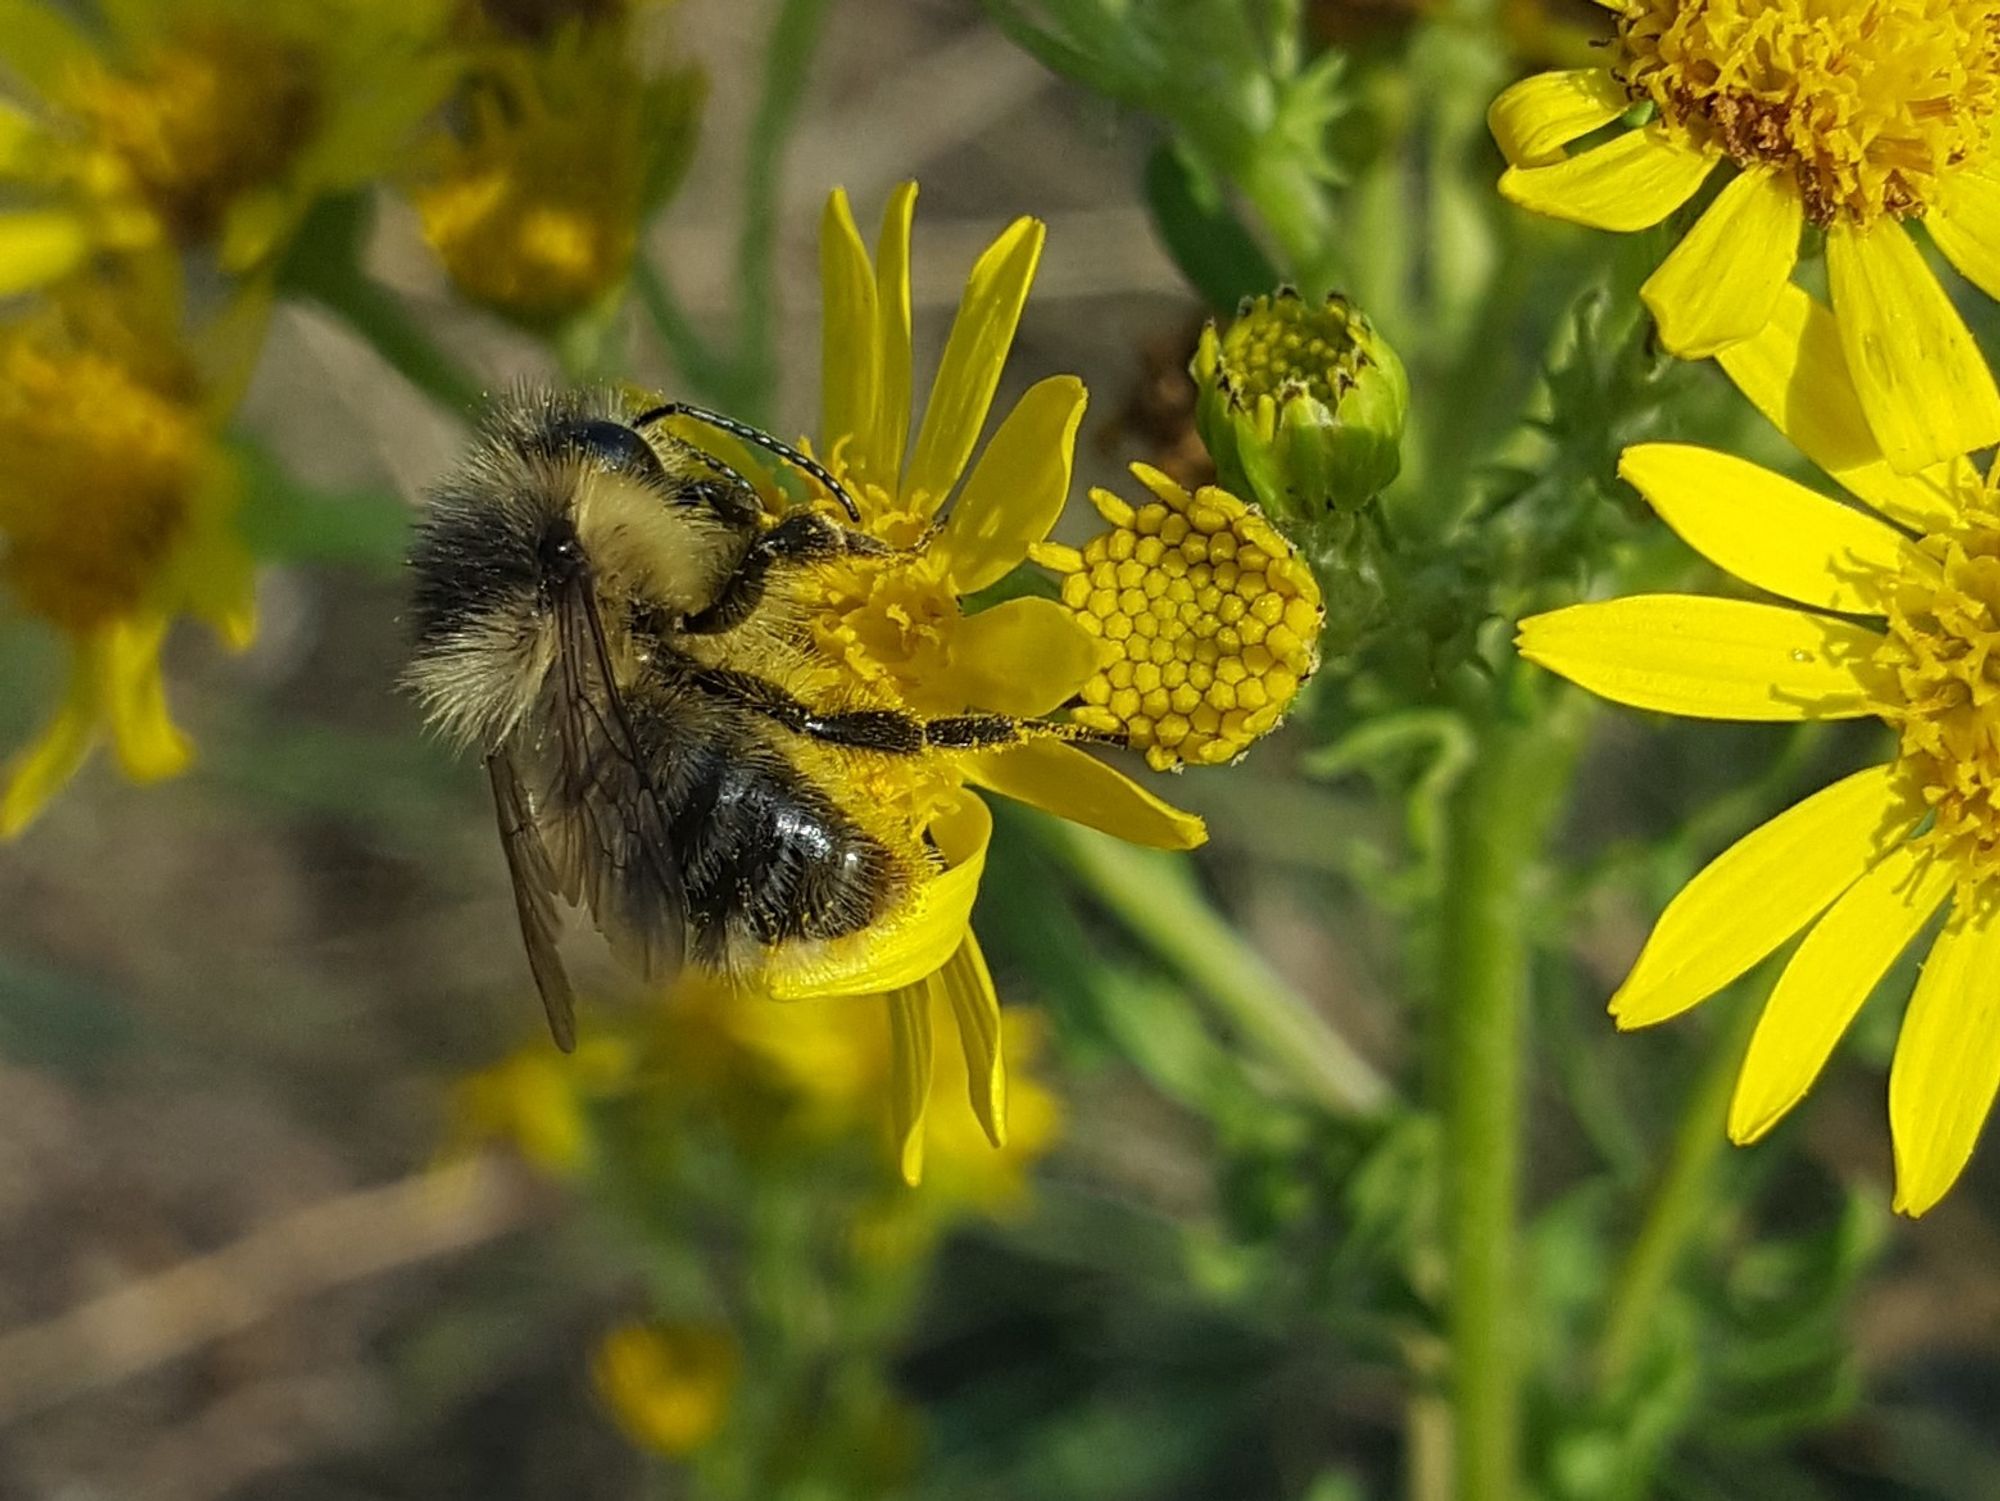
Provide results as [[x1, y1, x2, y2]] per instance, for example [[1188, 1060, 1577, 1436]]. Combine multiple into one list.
[[485, 746, 578, 1053], [541, 570, 690, 990]]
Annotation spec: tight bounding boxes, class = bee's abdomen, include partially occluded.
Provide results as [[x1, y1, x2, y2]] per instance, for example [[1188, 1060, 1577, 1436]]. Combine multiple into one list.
[[650, 726, 905, 965]]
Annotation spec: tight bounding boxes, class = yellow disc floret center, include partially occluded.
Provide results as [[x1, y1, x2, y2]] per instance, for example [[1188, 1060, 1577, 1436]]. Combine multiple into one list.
[[1878, 499, 2000, 882], [1052, 468, 1322, 771], [66, 24, 320, 245], [1214, 289, 1370, 407], [1617, 0, 2000, 226], [0, 337, 200, 632]]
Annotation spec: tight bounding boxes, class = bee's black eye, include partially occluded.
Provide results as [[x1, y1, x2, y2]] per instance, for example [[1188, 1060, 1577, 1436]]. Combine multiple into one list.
[[552, 418, 668, 483], [538, 517, 587, 581]]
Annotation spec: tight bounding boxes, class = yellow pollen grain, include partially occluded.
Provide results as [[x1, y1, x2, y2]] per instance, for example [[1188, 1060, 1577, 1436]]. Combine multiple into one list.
[[1045, 469, 1323, 770], [1617, 0, 2000, 226]]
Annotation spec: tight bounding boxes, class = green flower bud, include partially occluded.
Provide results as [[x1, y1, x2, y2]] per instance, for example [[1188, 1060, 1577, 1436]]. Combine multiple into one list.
[[1192, 288, 1409, 523]]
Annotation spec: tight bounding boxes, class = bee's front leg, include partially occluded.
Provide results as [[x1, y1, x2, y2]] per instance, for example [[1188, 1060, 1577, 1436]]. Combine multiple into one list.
[[680, 512, 887, 635]]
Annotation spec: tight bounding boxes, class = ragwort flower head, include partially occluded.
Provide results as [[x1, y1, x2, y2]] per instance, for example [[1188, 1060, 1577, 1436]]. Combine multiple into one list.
[[593, 1321, 739, 1457], [1034, 466, 1323, 771], [0, 0, 456, 284], [1489, 0, 2000, 475], [0, 261, 257, 837], [1519, 284, 2000, 1216], [1191, 287, 1408, 522], [412, 23, 702, 327], [663, 183, 1207, 1183]]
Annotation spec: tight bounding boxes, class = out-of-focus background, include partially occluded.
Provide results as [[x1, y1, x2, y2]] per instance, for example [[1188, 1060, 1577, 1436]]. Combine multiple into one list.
[[5, 1, 2000, 1498]]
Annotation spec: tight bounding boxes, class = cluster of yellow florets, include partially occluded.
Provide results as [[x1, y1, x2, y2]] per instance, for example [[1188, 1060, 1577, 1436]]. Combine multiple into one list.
[[1878, 489, 2000, 884], [0, 331, 200, 632], [1036, 464, 1322, 771], [66, 24, 320, 246], [1617, 0, 2000, 225]]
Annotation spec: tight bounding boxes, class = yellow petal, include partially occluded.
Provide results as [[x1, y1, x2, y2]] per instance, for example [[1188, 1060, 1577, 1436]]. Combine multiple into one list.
[[0, 0, 96, 95], [1640, 169, 1800, 358], [1611, 762, 1919, 1027], [1499, 125, 1714, 233], [1826, 217, 2000, 476], [866, 182, 918, 488], [936, 374, 1087, 594], [102, 617, 191, 783], [1928, 168, 2000, 302], [1890, 893, 2000, 1216], [945, 597, 1105, 716], [942, 932, 1006, 1148], [1618, 443, 1927, 613], [0, 642, 106, 839], [1730, 838, 1951, 1143], [1516, 596, 1886, 721], [1487, 69, 1632, 168], [768, 793, 990, 999], [1714, 285, 1958, 531], [904, 216, 1045, 512], [0, 209, 90, 297], [818, 188, 880, 466], [965, 738, 1207, 850], [886, 981, 937, 1185]]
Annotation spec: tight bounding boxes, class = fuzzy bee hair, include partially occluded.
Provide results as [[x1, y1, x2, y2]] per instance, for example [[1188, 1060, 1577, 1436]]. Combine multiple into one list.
[[405, 387, 923, 1049]]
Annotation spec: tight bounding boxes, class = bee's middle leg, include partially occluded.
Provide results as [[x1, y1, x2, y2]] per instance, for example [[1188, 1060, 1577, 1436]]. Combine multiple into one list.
[[685, 669, 1126, 754]]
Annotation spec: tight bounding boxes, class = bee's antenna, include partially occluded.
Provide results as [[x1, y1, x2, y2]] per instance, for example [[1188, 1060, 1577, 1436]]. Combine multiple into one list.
[[634, 402, 863, 523]]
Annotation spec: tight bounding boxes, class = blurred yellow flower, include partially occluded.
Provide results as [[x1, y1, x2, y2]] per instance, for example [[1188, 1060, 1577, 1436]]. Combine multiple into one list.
[[725, 974, 1062, 1212], [1035, 465, 1323, 771], [449, 1034, 635, 1174], [1519, 285, 2000, 1217], [1489, 0, 2000, 474], [411, 22, 701, 327], [593, 1320, 739, 1457], [0, 0, 457, 283], [0, 260, 259, 836]]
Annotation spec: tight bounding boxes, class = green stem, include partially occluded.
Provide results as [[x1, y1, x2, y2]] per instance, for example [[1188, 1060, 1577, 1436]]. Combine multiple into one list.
[[1239, 151, 1345, 297], [731, 0, 831, 426], [1048, 821, 1394, 1117], [1595, 993, 1760, 1389], [1439, 676, 1584, 1501], [633, 257, 738, 407], [280, 195, 485, 418]]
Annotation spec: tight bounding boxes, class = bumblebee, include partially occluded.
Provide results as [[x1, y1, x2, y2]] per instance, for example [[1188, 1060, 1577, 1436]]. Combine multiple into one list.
[[406, 388, 1094, 1050]]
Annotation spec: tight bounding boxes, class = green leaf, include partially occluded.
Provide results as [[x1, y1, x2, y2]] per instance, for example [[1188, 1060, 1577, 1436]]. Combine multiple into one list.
[[1142, 143, 1281, 314], [231, 439, 411, 577]]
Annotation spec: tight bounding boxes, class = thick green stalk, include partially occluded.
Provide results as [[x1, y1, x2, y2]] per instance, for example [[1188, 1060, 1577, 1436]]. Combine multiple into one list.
[[1596, 994, 1761, 1389], [1439, 680, 1582, 1501], [1049, 821, 1393, 1117], [280, 195, 485, 418], [730, 0, 831, 425]]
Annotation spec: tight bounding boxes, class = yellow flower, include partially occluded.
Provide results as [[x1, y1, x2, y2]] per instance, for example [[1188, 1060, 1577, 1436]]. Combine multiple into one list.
[[0, 260, 259, 836], [1489, 0, 2000, 474], [449, 1034, 635, 1174], [1033, 466, 1324, 770], [593, 1320, 739, 1457], [723, 973, 1062, 1214], [669, 183, 1211, 1184], [410, 22, 701, 326], [1519, 283, 2000, 1216], [0, 0, 456, 284]]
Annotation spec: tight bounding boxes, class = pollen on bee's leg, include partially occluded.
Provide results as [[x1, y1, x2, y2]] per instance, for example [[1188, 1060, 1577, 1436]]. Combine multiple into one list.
[[1031, 465, 1323, 772]]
